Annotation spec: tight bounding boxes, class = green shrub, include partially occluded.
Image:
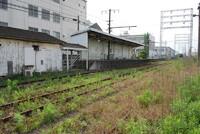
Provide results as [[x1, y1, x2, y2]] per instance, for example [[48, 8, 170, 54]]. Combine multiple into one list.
[[6, 79, 19, 94], [117, 118, 150, 134], [13, 113, 25, 132], [0, 110, 3, 117], [179, 76, 200, 102], [188, 126, 200, 134], [137, 89, 161, 107], [43, 103, 57, 124], [160, 76, 200, 134], [0, 98, 5, 105]]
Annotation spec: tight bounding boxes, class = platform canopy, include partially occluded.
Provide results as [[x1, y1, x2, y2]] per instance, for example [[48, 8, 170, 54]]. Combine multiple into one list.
[[71, 28, 144, 47], [62, 43, 87, 51]]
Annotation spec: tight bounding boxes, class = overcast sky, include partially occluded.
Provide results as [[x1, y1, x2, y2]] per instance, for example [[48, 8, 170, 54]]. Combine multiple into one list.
[[87, 0, 199, 53]]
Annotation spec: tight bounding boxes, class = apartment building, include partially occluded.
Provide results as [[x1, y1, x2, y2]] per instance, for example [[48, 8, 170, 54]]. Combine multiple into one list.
[[154, 46, 175, 59], [0, 0, 87, 42], [120, 33, 156, 59]]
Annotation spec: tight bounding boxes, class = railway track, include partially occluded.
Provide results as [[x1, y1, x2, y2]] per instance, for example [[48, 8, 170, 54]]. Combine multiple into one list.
[[32, 64, 162, 134], [0, 63, 151, 90], [0, 63, 163, 123]]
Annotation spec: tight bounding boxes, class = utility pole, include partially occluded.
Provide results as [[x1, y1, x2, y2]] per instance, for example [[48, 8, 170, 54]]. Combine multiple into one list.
[[102, 9, 119, 60], [77, 15, 80, 31], [193, 3, 200, 60], [108, 9, 111, 60], [198, 4, 200, 61]]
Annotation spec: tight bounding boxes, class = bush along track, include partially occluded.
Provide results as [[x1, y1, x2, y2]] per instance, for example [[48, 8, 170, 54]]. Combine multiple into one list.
[[0, 63, 162, 134]]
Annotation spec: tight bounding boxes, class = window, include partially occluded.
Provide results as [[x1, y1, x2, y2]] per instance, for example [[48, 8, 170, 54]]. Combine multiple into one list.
[[42, 29, 50, 34], [53, 0, 60, 3], [42, 9, 50, 20], [0, 0, 8, 9], [29, 27, 38, 32], [53, 12, 60, 23], [53, 31, 60, 39], [0, 21, 8, 27], [28, 5, 38, 17]]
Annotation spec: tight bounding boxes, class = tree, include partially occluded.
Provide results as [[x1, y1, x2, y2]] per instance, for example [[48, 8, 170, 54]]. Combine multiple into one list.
[[137, 50, 147, 59], [144, 33, 150, 58]]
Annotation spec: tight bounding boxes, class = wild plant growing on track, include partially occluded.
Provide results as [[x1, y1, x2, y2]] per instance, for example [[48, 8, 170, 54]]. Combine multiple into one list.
[[137, 89, 161, 107], [43, 103, 57, 123], [13, 113, 25, 132], [5, 79, 19, 94], [0, 110, 3, 117], [118, 118, 150, 134]]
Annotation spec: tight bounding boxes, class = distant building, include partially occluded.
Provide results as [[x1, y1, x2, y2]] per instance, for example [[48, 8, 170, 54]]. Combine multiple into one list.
[[154, 46, 175, 59], [120, 33, 156, 59], [0, 0, 87, 42]]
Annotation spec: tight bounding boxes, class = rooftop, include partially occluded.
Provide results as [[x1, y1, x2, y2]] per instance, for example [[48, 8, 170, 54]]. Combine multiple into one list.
[[0, 26, 64, 44], [71, 28, 144, 47]]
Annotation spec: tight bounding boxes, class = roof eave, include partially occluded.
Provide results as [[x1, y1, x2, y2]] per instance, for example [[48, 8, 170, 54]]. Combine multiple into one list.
[[0, 36, 62, 44]]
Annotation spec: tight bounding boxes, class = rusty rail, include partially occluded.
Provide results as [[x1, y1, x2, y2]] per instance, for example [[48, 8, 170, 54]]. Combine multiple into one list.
[[0, 63, 163, 123], [0, 63, 151, 90]]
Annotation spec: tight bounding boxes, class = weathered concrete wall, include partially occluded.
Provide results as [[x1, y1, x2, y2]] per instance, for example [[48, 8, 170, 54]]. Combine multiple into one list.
[[88, 38, 133, 60], [0, 38, 62, 76]]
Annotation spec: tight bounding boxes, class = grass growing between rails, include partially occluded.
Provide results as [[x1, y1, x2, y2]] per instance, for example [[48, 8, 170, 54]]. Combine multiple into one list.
[[0, 68, 137, 105], [0, 70, 85, 85], [40, 58, 200, 134]]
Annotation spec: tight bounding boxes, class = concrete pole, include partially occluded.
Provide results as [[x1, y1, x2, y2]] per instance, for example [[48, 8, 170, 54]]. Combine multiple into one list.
[[70, 50, 73, 68], [108, 9, 111, 60], [86, 50, 89, 70], [66, 49, 69, 72], [198, 4, 200, 61]]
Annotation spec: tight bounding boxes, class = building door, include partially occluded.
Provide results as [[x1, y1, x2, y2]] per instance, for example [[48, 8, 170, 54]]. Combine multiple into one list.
[[7, 61, 13, 76], [36, 51, 46, 72], [45, 51, 52, 71]]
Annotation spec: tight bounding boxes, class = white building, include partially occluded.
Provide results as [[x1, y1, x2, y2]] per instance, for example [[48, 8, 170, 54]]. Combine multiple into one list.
[[0, 26, 87, 76], [154, 46, 175, 59], [0, 0, 87, 42], [120, 33, 156, 59], [70, 28, 143, 60]]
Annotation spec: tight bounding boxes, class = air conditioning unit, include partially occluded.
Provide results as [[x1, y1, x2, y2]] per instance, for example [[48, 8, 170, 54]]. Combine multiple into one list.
[[23, 65, 34, 77]]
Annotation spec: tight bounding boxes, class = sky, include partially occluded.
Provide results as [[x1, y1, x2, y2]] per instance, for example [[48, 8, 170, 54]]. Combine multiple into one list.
[[87, 0, 199, 53]]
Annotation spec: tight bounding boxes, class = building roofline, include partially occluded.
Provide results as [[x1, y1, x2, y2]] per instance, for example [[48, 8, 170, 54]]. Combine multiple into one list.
[[71, 28, 144, 47], [0, 35, 62, 44]]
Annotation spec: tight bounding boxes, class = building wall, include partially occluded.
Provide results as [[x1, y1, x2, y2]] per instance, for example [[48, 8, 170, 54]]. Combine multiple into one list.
[[88, 38, 132, 60], [0, 0, 87, 42], [70, 33, 88, 48], [0, 38, 62, 76], [154, 47, 175, 59], [120, 34, 155, 58]]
